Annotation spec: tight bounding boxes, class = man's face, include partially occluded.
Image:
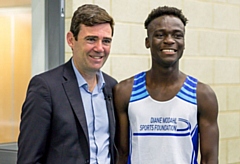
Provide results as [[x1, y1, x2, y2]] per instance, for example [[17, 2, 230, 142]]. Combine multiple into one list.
[[67, 23, 112, 74], [145, 15, 185, 67]]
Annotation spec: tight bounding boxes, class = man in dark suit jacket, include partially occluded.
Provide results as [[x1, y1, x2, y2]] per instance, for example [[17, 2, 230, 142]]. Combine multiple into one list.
[[17, 4, 117, 164]]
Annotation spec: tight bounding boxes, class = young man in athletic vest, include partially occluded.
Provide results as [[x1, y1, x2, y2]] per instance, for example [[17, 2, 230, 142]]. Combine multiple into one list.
[[114, 6, 219, 164]]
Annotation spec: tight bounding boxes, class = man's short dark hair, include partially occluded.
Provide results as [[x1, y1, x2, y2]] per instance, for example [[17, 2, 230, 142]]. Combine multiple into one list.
[[70, 4, 114, 40], [144, 6, 188, 29]]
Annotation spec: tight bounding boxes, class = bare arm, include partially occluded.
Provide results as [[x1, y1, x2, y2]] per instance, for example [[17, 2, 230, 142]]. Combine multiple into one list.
[[197, 82, 219, 164], [113, 78, 133, 164]]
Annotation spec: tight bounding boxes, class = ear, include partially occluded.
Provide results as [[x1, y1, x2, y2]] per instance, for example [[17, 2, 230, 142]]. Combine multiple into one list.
[[145, 37, 150, 49], [66, 32, 74, 48]]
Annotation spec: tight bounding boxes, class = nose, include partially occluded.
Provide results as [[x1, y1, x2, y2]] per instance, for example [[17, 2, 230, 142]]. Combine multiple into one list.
[[94, 40, 104, 52], [164, 35, 175, 44]]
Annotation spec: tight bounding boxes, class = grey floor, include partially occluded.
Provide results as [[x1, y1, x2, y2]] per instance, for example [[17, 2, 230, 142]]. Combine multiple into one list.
[[0, 142, 17, 164]]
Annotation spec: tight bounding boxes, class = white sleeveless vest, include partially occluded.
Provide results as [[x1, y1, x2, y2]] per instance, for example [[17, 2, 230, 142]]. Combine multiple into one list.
[[128, 72, 198, 164]]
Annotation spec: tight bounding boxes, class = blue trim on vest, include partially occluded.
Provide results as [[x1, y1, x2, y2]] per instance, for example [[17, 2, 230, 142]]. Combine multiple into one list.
[[130, 72, 148, 102], [176, 76, 197, 105], [130, 72, 198, 105]]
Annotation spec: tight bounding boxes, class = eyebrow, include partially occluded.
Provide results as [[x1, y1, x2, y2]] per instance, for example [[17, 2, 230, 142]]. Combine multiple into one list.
[[84, 36, 112, 39]]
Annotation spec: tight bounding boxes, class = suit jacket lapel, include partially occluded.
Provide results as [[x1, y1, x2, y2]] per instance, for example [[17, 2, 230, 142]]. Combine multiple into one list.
[[62, 60, 89, 143], [102, 76, 116, 161]]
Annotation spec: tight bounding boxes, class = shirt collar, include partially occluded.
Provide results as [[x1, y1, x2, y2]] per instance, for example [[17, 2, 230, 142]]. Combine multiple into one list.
[[71, 58, 105, 91]]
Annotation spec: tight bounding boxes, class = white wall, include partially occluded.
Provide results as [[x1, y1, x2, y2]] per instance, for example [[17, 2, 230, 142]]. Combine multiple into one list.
[[65, 1, 240, 163]]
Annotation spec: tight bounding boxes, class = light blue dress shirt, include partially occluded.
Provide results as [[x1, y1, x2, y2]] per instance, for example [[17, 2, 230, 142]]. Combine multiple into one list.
[[72, 59, 110, 164]]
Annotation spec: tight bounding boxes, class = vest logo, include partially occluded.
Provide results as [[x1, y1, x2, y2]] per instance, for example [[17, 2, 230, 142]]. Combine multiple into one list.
[[134, 117, 191, 136]]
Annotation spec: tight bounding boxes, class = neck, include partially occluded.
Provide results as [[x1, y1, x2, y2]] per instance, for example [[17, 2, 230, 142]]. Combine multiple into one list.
[[73, 59, 99, 92], [147, 64, 182, 86], [82, 72, 98, 92]]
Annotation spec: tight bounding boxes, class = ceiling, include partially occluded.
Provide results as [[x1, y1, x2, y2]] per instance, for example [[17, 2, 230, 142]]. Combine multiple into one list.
[[0, 0, 31, 7]]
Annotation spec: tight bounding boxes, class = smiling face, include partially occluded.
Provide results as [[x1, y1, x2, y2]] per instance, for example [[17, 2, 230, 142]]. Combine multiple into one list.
[[67, 23, 112, 75], [145, 15, 185, 68]]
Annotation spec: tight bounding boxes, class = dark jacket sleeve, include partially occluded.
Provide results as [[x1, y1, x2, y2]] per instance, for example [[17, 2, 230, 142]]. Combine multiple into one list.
[[17, 75, 52, 164]]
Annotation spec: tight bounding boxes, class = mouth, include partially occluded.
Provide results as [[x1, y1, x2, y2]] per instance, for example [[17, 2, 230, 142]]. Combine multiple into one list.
[[89, 55, 103, 59], [161, 49, 177, 52]]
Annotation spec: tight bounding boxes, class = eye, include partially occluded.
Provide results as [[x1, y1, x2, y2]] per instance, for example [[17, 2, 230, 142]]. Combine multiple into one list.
[[173, 33, 184, 39], [85, 37, 97, 43], [155, 33, 164, 38], [102, 38, 112, 46]]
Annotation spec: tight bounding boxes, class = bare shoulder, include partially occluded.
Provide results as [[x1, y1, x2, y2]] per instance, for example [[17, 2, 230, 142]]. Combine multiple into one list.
[[197, 81, 216, 99], [113, 77, 134, 112], [114, 77, 134, 94], [197, 81, 218, 115]]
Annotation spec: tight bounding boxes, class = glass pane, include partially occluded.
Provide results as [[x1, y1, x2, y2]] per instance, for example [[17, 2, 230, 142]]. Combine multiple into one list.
[[0, 8, 31, 143]]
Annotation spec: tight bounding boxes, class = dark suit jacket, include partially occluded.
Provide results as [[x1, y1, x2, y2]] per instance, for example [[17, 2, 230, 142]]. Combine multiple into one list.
[[17, 59, 117, 164]]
